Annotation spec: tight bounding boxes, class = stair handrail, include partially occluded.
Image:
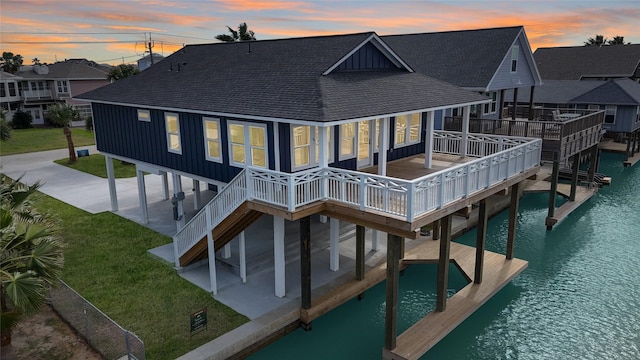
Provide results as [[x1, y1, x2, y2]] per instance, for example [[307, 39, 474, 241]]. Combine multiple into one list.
[[173, 169, 248, 266]]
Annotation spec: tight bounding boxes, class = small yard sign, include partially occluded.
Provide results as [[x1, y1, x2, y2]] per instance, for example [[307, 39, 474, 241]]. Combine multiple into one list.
[[190, 307, 208, 336]]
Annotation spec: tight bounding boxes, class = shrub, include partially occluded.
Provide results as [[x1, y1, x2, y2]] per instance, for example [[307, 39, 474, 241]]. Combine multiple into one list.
[[11, 110, 32, 129], [0, 119, 11, 140], [85, 116, 93, 131]]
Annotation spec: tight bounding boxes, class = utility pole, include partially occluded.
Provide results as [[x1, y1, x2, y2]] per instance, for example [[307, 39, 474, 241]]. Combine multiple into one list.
[[147, 33, 155, 66]]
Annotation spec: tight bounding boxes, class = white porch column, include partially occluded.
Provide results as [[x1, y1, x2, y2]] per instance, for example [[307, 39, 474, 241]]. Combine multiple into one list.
[[330, 217, 340, 271], [222, 243, 231, 259], [239, 232, 247, 283], [319, 215, 328, 223], [461, 105, 470, 157], [105, 156, 118, 211], [193, 179, 201, 210], [424, 111, 435, 169], [160, 171, 169, 200], [273, 216, 286, 297], [371, 118, 390, 251], [378, 117, 389, 176], [172, 173, 185, 230], [206, 207, 218, 295], [136, 169, 149, 224]]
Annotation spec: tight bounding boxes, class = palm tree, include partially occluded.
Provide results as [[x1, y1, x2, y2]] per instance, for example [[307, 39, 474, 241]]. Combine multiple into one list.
[[47, 103, 80, 163], [1, 177, 64, 350], [608, 36, 630, 45], [584, 34, 607, 46], [215, 22, 256, 42]]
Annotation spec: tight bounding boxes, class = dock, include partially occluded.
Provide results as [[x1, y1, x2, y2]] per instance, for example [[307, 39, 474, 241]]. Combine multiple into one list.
[[599, 138, 640, 167], [382, 240, 527, 360]]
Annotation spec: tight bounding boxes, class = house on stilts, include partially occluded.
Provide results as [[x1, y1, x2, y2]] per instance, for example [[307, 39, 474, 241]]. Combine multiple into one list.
[[79, 31, 542, 358]]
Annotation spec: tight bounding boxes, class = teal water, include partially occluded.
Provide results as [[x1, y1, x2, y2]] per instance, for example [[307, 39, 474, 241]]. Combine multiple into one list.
[[250, 152, 640, 359]]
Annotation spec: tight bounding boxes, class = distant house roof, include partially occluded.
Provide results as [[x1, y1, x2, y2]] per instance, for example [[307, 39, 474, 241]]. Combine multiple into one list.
[[0, 71, 22, 80], [138, 53, 165, 62], [506, 78, 640, 106], [79, 32, 488, 123], [382, 26, 538, 89], [534, 44, 640, 80], [16, 60, 110, 80]]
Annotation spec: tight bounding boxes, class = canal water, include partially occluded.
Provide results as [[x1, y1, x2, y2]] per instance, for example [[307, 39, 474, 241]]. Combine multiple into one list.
[[250, 152, 640, 359]]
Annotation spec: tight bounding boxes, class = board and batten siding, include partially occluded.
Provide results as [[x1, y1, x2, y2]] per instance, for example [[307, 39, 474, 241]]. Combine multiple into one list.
[[335, 41, 397, 71], [92, 103, 275, 183], [604, 105, 640, 133], [488, 35, 536, 90]]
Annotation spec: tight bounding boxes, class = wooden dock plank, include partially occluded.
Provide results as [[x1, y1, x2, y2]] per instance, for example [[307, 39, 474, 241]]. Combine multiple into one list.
[[548, 186, 597, 227], [383, 251, 527, 360]]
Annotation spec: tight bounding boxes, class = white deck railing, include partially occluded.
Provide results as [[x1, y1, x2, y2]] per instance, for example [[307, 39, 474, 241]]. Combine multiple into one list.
[[173, 132, 542, 263], [23, 89, 52, 100]]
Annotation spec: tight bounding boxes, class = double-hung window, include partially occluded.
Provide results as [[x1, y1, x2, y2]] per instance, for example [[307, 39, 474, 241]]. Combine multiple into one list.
[[165, 112, 182, 154], [7, 82, 16, 97], [228, 121, 267, 168], [56, 80, 69, 94], [605, 105, 617, 124], [203, 117, 222, 162], [395, 112, 421, 146], [483, 92, 497, 115], [510, 46, 519, 73]]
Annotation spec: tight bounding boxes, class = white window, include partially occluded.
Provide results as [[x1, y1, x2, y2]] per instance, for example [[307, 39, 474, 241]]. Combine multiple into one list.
[[228, 121, 267, 168], [510, 46, 519, 73], [165, 112, 182, 154], [483, 92, 497, 115], [7, 82, 16, 97], [56, 80, 69, 93], [588, 105, 600, 111], [636, 106, 640, 123], [604, 105, 616, 124], [203, 117, 222, 162], [340, 123, 356, 159], [395, 112, 421, 146], [0, 84, 5, 97], [137, 109, 150, 122]]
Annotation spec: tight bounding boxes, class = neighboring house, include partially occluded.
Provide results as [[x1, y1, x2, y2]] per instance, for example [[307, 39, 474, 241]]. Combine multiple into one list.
[[13, 59, 111, 124], [0, 71, 23, 120], [505, 78, 640, 142], [137, 53, 165, 71], [534, 44, 640, 82], [382, 26, 543, 124]]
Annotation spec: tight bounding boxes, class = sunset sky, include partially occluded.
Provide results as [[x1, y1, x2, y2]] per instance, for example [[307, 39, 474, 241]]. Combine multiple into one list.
[[1, 0, 639, 66]]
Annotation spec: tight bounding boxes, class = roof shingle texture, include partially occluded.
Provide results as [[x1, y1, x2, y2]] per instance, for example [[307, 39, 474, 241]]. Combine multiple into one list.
[[534, 44, 640, 80], [79, 33, 488, 122], [382, 27, 523, 88]]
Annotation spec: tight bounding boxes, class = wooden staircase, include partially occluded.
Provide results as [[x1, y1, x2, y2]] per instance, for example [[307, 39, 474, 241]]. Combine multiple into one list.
[[178, 202, 263, 266]]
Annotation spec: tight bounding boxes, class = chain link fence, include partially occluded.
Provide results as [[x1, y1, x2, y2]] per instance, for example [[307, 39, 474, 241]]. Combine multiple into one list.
[[49, 280, 145, 360]]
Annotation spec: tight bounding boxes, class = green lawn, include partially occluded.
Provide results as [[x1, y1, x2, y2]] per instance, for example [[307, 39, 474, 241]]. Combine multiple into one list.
[[54, 154, 138, 178], [33, 193, 249, 359], [1, 127, 95, 155]]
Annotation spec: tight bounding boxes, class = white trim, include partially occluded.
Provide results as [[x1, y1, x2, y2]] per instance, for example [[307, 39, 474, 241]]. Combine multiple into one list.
[[165, 112, 182, 154], [82, 98, 489, 127], [322, 33, 414, 75], [290, 125, 334, 171], [227, 120, 268, 168], [203, 117, 223, 163]]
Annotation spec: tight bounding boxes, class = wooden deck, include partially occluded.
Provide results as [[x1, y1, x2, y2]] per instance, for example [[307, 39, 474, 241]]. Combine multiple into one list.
[[361, 153, 475, 180], [383, 242, 527, 360], [599, 138, 640, 167]]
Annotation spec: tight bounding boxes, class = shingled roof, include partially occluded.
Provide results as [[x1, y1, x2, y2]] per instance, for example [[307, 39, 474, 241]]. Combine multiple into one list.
[[16, 60, 110, 80], [534, 44, 640, 80], [78, 32, 488, 122], [505, 78, 640, 106], [382, 26, 526, 89]]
